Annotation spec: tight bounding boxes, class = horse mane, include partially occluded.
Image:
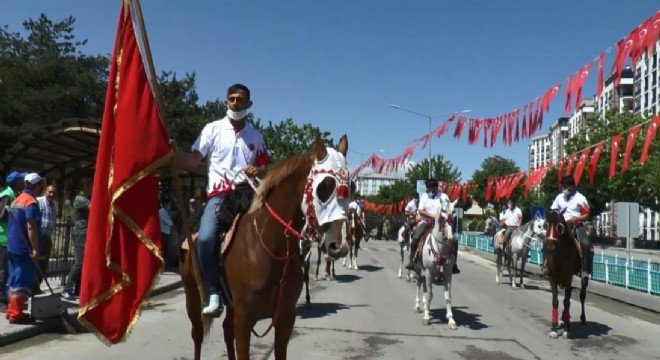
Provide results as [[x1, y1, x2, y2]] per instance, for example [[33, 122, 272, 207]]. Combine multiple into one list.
[[248, 152, 315, 213]]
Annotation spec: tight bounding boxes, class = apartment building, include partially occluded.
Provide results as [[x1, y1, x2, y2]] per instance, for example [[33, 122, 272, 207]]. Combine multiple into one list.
[[549, 117, 569, 164], [568, 99, 596, 139], [634, 39, 660, 117], [595, 67, 634, 118], [527, 133, 551, 170]]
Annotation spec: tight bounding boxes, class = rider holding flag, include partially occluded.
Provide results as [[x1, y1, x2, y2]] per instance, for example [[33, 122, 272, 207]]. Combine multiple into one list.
[[348, 194, 367, 240]]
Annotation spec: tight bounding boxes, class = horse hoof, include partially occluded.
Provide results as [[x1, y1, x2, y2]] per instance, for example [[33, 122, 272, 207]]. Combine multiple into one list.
[[563, 331, 570, 339], [448, 321, 458, 330], [422, 318, 430, 326], [549, 331, 559, 339], [520, 283, 525, 289], [512, 283, 517, 289], [414, 307, 422, 313], [580, 316, 586, 325]]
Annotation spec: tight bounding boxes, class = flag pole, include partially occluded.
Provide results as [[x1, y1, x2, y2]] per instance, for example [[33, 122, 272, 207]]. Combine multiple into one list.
[[130, 0, 206, 302]]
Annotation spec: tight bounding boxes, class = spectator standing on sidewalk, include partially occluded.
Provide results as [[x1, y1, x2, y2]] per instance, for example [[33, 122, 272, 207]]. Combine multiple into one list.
[[35, 183, 57, 294], [0, 171, 26, 313], [62, 178, 91, 301], [6, 173, 43, 324]]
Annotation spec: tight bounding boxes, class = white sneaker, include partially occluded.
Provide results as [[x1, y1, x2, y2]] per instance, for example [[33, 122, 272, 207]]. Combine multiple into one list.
[[202, 294, 223, 316]]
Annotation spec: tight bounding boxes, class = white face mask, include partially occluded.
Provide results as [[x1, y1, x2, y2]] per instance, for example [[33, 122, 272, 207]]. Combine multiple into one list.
[[227, 108, 248, 121], [562, 189, 571, 196]]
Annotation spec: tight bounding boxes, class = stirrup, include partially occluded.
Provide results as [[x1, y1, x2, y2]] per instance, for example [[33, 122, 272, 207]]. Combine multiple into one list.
[[202, 294, 224, 317]]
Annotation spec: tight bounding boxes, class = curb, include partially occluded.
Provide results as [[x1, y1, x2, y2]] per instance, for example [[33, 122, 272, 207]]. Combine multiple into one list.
[[459, 245, 660, 314], [0, 279, 183, 348]]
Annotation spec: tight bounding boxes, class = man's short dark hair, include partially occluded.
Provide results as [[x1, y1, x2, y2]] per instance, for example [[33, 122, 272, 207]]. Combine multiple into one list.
[[560, 176, 575, 188], [425, 178, 439, 187], [412, 192, 419, 199], [227, 83, 250, 99]]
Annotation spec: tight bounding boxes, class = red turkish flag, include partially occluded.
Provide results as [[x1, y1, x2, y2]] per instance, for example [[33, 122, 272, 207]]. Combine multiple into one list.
[[573, 61, 593, 109], [588, 142, 605, 185], [79, 0, 172, 345], [564, 74, 574, 115], [573, 148, 591, 186], [640, 116, 660, 164], [453, 116, 467, 139], [645, 12, 660, 56], [622, 126, 641, 172], [609, 134, 622, 178], [565, 153, 578, 176], [597, 52, 606, 98]]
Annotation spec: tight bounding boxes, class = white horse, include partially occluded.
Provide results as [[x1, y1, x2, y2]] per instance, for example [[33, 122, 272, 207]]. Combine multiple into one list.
[[397, 225, 413, 281], [413, 199, 458, 329], [494, 218, 545, 288]]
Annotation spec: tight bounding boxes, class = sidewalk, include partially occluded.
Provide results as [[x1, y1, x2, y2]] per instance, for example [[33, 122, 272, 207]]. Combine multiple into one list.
[[0, 271, 183, 347], [459, 245, 660, 314]]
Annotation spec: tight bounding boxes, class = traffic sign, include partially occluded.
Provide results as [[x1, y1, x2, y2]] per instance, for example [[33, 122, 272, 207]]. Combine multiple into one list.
[[531, 206, 545, 220]]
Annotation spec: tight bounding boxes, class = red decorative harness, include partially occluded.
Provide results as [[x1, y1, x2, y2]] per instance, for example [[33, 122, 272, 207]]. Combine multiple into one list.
[[249, 166, 349, 338]]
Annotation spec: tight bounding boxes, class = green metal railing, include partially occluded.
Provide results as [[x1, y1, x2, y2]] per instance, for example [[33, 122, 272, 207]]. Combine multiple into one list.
[[457, 233, 660, 297]]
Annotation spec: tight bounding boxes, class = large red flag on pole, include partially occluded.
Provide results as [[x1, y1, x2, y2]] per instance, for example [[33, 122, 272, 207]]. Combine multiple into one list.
[[78, 0, 172, 345]]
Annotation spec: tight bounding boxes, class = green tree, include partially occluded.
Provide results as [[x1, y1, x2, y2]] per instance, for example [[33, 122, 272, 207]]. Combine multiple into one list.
[[0, 14, 109, 156], [405, 155, 461, 184], [252, 118, 334, 163], [471, 155, 522, 206], [561, 110, 660, 214], [367, 179, 414, 204]]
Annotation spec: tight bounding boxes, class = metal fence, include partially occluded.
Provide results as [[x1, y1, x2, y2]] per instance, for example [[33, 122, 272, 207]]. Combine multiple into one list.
[[45, 218, 75, 287], [456, 233, 660, 297]]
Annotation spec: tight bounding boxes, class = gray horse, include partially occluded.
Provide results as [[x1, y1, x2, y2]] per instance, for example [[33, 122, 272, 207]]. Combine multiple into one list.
[[494, 219, 545, 288], [413, 199, 458, 329]]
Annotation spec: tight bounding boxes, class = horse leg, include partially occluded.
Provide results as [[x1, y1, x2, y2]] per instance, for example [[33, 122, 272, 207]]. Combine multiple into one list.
[[519, 250, 528, 289], [303, 257, 311, 305], [445, 264, 457, 330], [398, 244, 403, 278], [495, 248, 501, 284], [314, 245, 322, 281], [233, 311, 254, 360], [273, 311, 296, 359], [223, 307, 236, 360], [414, 272, 422, 313], [353, 241, 359, 270], [580, 276, 589, 325], [562, 284, 572, 338], [342, 243, 350, 268], [180, 253, 204, 360], [549, 278, 560, 338], [507, 249, 515, 288], [422, 267, 432, 326]]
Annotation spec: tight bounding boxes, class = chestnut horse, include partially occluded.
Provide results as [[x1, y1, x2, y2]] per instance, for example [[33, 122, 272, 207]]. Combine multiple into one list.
[[343, 207, 364, 270], [545, 209, 589, 339], [180, 134, 351, 360]]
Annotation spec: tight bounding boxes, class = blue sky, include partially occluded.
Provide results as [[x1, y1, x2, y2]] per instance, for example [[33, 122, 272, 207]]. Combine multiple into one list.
[[4, 1, 659, 180]]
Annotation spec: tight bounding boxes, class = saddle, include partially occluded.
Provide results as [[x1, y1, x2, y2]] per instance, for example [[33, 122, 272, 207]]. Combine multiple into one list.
[[414, 226, 434, 258], [181, 213, 241, 258]]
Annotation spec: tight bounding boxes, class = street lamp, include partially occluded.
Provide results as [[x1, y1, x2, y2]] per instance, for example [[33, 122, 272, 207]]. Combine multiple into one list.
[[389, 104, 471, 179]]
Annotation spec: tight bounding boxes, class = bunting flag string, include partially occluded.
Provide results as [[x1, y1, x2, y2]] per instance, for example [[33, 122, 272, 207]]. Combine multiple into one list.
[[350, 10, 660, 180]]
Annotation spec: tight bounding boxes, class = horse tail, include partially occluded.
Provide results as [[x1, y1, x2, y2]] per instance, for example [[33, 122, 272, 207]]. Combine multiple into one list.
[[202, 316, 214, 339]]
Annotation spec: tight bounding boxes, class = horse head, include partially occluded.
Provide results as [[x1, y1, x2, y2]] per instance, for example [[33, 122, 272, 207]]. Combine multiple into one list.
[[545, 209, 567, 253], [302, 133, 351, 260]]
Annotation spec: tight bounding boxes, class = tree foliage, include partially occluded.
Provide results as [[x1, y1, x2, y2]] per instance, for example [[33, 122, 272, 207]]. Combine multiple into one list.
[[365, 179, 414, 204], [405, 154, 461, 184], [252, 118, 334, 163], [0, 15, 109, 156], [470, 156, 522, 207]]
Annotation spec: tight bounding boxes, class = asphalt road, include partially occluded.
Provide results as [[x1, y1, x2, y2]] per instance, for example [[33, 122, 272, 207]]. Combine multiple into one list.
[[4, 240, 660, 360]]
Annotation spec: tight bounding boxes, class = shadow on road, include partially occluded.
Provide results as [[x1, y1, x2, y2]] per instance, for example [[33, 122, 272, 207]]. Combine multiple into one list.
[[297, 302, 368, 319], [567, 320, 612, 339], [333, 274, 361, 283], [429, 306, 487, 330], [357, 265, 383, 272]]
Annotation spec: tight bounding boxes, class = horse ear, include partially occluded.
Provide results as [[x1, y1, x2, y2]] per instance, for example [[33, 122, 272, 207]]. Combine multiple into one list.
[[337, 134, 348, 157], [314, 131, 328, 161]]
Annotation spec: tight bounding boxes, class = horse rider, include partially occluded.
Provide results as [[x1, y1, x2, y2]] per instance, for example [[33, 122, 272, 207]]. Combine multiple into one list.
[[500, 198, 523, 247], [545, 176, 593, 280], [348, 193, 367, 238], [401, 192, 420, 241], [172, 83, 271, 317], [405, 178, 453, 271]]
